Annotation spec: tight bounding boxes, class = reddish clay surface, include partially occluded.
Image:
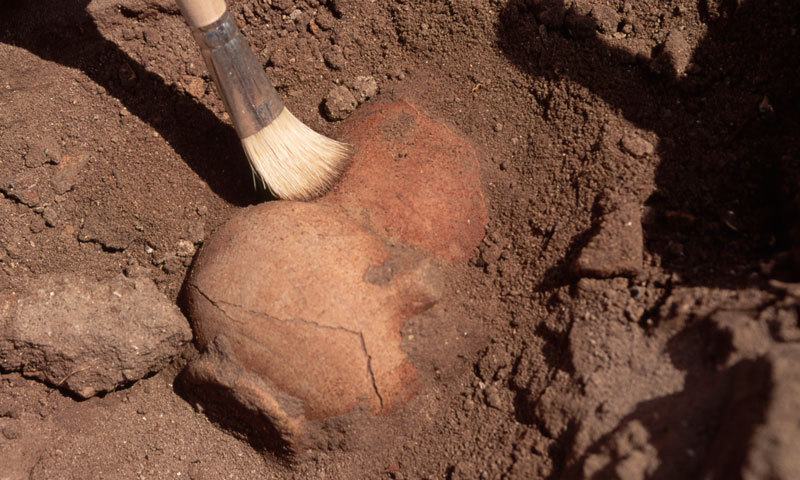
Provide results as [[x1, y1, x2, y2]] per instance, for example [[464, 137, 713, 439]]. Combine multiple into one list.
[[323, 100, 489, 264], [182, 201, 440, 449]]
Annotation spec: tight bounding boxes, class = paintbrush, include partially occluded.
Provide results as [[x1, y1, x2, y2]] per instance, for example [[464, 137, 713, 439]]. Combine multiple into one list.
[[176, 0, 350, 200]]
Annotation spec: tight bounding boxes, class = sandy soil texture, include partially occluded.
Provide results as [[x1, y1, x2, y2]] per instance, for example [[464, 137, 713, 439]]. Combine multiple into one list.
[[1, 0, 799, 478]]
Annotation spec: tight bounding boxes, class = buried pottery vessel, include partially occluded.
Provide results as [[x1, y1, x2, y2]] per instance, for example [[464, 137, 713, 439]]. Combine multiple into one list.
[[180, 201, 441, 451]]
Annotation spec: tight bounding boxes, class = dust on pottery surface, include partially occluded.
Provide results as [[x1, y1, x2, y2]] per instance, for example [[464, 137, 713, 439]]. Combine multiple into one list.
[[322, 100, 489, 264], [182, 201, 441, 450]]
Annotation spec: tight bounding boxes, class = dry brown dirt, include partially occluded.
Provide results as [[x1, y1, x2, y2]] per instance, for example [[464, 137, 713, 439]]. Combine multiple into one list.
[[1, 0, 799, 478]]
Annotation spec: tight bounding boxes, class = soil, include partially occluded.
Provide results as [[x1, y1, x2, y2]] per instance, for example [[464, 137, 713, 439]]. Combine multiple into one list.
[[1, 0, 799, 479]]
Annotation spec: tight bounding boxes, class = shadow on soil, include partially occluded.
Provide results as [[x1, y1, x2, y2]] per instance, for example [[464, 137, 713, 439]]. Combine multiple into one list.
[[498, 0, 800, 290], [0, 0, 268, 206], [565, 322, 770, 479], [498, 0, 798, 477]]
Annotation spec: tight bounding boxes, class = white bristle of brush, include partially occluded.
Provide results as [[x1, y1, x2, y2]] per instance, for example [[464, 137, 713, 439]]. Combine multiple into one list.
[[241, 107, 351, 201]]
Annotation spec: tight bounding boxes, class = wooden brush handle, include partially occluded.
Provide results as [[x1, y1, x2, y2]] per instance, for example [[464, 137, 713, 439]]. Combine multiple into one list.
[[176, 0, 228, 28], [178, 0, 285, 137]]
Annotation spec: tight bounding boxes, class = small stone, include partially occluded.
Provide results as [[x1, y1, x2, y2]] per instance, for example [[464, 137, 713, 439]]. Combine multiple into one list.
[[758, 96, 774, 114], [29, 215, 45, 234], [42, 207, 58, 227], [493, 123, 504, 132], [183, 76, 206, 99], [187, 463, 211, 480], [770, 308, 800, 342], [118, 63, 137, 86], [24, 147, 47, 168], [485, 387, 503, 409], [621, 21, 634, 34], [176, 240, 196, 258], [570, 0, 593, 16], [322, 85, 358, 121], [322, 44, 346, 70], [349, 76, 378, 104], [667, 241, 685, 257], [268, 48, 289, 68], [620, 132, 654, 157]]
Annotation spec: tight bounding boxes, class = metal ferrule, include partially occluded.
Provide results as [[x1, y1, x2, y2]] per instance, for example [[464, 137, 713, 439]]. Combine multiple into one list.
[[192, 11, 283, 138]]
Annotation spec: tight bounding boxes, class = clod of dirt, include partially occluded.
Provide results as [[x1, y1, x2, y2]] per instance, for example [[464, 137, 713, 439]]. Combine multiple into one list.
[[323, 100, 488, 263], [183, 75, 206, 99], [328, 0, 350, 18], [620, 132, 654, 158], [651, 30, 693, 77], [0, 170, 48, 208], [740, 345, 800, 479], [535, 0, 567, 30], [51, 153, 89, 195], [78, 209, 136, 251], [590, 5, 619, 34], [581, 420, 659, 479], [42, 207, 58, 227], [322, 44, 346, 70], [314, 8, 336, 30], [707, 310, 772, 366], [349, 75, 379, 104], [702, 345, 800, 480], [181, 201, 441, 451], [574, 201, 643, 277], [24, 138, 61, 168], [270, 0, 294, 13], [0, 275, 192, 398], [565, 11, 596, 39], [322, 85, 358, 121]]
